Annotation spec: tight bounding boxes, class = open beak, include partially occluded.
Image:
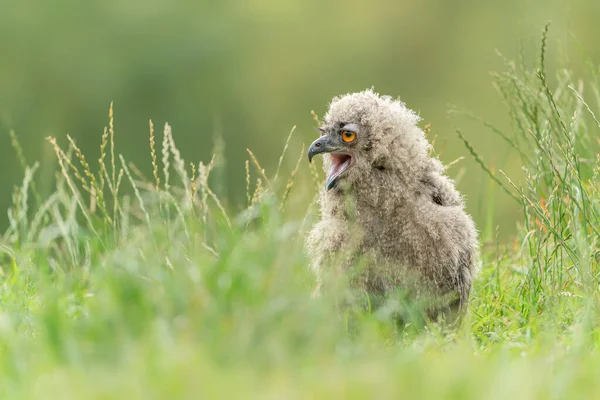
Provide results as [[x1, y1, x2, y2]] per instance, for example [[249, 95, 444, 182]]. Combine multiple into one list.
[[308, 136, 353, 191], [307, 136, 339, 163]]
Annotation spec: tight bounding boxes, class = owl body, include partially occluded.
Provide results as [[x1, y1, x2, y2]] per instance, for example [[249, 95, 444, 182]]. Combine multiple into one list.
[[306, 90, 478, 320]]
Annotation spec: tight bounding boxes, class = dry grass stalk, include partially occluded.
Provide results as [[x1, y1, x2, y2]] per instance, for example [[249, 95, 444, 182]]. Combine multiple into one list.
[[149, 119, 161, 191]]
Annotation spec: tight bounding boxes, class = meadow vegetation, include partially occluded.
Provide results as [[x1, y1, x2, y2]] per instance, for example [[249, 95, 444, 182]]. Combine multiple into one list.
[[0, 28, 599, 398]]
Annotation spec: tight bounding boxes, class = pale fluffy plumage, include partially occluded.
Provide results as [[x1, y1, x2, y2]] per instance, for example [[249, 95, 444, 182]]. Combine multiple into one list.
[[306, 89, 479, 320]]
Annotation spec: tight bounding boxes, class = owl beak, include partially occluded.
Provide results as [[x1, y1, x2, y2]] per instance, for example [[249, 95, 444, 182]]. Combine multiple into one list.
[[308, 136, 340, 163]]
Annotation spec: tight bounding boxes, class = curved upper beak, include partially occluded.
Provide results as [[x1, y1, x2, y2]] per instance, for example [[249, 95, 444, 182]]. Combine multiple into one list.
[[308, 136, 340, 163]]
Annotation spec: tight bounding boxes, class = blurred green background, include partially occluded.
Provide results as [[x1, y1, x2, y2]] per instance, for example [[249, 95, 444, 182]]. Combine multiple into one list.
[[1, 0, 598, 236]]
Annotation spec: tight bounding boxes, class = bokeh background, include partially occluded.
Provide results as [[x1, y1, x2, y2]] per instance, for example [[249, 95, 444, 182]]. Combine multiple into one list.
[[1, 0, 598, 237]]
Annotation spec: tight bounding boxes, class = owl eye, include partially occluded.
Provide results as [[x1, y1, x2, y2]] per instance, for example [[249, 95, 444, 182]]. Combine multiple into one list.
[[341, 130, 356, 143]]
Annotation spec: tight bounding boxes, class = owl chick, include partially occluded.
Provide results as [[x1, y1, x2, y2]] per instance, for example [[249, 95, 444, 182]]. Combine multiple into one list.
[[306, 89, 478, 322]]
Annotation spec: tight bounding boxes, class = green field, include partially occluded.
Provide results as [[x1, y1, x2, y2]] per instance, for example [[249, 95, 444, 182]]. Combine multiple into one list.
[[1, 26, 600, 399]]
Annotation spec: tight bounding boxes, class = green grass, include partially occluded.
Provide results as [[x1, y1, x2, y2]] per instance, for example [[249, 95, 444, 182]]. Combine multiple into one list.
[[1, 30, 599, 399]]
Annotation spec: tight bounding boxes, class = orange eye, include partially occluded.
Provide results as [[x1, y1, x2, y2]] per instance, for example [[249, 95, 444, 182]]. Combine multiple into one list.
[[341, 130, 356, 143]]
